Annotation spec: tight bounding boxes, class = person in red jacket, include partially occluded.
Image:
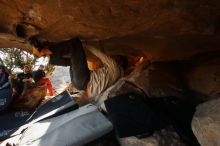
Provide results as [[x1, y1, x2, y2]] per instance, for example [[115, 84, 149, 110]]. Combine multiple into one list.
[[32, 65, 54, 96]]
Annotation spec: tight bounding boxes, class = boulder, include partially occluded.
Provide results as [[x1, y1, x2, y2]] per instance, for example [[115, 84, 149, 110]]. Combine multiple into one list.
[[192, 98, 220, 146], [12, 85, 47, 110]]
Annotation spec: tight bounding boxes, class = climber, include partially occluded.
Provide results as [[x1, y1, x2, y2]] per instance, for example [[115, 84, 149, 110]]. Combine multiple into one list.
[[29, 37, 127, 104], [55, 39, 127, 104]]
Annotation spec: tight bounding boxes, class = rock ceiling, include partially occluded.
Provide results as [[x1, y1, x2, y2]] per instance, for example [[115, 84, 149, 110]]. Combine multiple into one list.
[[0, 0, 220, 61]]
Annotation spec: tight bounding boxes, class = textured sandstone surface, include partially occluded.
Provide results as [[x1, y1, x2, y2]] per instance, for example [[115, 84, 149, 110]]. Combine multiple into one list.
[[0, 0, 220, 61]]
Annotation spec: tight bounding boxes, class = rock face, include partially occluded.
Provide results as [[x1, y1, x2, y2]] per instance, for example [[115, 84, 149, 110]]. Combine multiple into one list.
[[1, 0, 220, 39], [0, 1, 220, 62], [192, 98, 220, 146], [125, 62, 186, 98], [186, 56, 220, 100]]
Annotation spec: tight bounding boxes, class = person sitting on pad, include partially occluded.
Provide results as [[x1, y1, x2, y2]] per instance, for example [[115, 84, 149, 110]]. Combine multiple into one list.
[[10, 65, 33, 97], [32, 65, 54, 96]]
